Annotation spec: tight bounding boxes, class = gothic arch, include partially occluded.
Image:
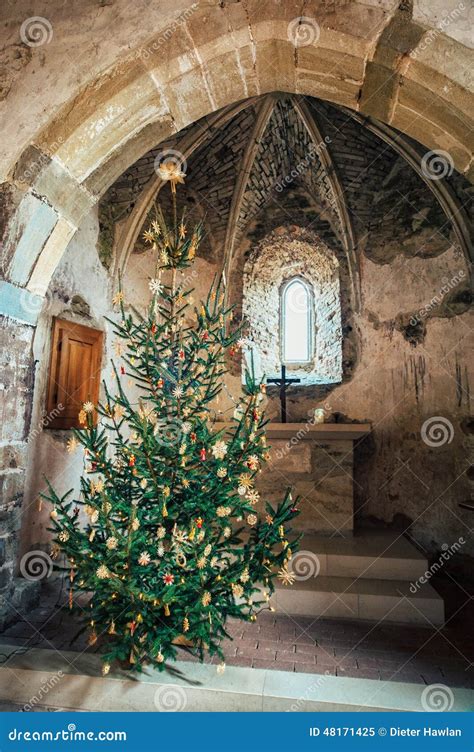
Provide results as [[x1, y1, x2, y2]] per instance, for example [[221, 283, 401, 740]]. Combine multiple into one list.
[[2, 1, 472, 325]]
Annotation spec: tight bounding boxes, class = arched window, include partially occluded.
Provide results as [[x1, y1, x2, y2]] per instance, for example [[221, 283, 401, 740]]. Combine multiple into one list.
[[280, 277, 313, 364], [242, 232, 342, 386]]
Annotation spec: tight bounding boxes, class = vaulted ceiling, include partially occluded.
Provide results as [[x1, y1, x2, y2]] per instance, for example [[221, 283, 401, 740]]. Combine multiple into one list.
[[101, 94, 472, 293]]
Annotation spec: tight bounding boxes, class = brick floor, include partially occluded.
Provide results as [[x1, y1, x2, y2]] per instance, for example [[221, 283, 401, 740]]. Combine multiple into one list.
[[0, 578, 472, 689]]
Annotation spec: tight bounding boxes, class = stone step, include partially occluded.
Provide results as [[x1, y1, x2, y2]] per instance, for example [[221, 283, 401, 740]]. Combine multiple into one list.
[[272, 575, 445, 626], [294, 531, 429, 581], [0, 646, 471, 711]]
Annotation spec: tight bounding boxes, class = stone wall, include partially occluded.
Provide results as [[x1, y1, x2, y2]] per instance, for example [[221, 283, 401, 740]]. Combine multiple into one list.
[[19, 208, 115, 559], [277, 244, 473, 556], [0, 316, 39, 627]]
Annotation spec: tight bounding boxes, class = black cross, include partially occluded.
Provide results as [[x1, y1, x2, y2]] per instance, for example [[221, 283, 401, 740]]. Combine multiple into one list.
[[267, 365, 300, 423]]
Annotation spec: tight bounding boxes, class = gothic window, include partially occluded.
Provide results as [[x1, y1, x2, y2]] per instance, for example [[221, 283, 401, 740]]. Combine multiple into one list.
[[280, 277, 313, 364]]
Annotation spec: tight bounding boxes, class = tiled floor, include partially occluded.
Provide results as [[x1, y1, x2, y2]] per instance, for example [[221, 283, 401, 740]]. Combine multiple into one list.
[[0, 577, 472, 690]]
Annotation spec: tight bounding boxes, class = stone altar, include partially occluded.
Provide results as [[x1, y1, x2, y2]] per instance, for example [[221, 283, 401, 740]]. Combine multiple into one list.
[[256, 423, 371, 535]]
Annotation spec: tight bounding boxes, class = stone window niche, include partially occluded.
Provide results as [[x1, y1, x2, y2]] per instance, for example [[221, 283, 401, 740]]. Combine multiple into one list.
[[242, 233, 343, 386]]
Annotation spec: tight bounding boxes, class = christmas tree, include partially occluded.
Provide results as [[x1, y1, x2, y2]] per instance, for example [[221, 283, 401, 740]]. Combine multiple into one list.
[[44, 164, 300, 674]]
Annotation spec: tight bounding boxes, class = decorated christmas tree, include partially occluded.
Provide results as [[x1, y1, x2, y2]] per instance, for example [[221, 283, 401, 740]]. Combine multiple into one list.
[[44, 164, 300, 674]]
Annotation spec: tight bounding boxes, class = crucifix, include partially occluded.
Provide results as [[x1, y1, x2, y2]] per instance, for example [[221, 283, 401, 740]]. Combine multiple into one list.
[[267, 365, 300, 423]]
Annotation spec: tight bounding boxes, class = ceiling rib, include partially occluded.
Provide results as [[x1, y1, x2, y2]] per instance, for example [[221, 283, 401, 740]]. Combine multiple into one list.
[[292, 96, 361, 312], [222, 95, 277, 284], [343, 108, 473, 273], [113, 97, 259, 277]]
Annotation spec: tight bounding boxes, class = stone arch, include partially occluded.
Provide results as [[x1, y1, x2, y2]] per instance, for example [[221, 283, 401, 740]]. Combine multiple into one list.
[[2, 1, 473, 324]]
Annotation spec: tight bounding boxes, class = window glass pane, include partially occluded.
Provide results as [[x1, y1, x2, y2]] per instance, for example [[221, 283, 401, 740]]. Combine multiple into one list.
[[282, 279, 310, 362]]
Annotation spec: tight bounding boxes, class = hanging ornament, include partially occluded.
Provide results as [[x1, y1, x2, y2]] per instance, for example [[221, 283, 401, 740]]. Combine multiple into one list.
[[157, 377, 164, 388], [175, 551, 187, 568], [200, 448, 206, 461], [178, 349, 185, 361], [157, 160, 185, 193], [88, 631, 98, 646], [66, 436, 80, 454], [195, 516, 203, 529]]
